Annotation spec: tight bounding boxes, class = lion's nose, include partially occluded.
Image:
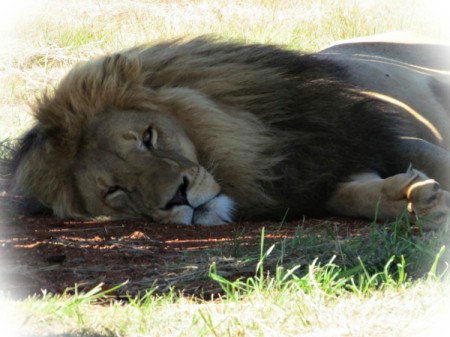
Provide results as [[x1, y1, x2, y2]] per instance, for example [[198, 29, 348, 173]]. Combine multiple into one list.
[[165, 176, 190, 209]]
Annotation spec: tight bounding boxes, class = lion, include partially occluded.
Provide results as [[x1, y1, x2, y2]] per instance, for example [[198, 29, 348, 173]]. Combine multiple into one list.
[[8, 36, 450, 228]]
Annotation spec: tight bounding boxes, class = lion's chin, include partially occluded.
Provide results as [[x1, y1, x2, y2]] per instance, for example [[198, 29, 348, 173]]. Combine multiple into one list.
[[162, 194, 234, 226], [192, 194, 234, 226]]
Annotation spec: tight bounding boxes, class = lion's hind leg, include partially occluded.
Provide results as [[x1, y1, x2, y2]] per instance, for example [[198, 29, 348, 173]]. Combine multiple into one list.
[[327, 167, 450, 230]]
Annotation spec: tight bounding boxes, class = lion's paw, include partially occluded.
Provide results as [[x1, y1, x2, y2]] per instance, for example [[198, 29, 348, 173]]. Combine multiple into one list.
[[406, 176, 450, 231]]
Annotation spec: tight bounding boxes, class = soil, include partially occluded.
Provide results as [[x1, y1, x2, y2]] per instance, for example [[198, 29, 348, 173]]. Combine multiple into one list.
[[0, 209, 371, 300]]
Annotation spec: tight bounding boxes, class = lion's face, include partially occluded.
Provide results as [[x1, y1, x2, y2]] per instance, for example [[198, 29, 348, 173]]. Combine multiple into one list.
[[75, 109, 234, 225]]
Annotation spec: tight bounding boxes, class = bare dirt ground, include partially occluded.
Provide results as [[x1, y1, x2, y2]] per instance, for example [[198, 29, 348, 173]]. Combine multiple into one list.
[[0, 205, 371, 299]]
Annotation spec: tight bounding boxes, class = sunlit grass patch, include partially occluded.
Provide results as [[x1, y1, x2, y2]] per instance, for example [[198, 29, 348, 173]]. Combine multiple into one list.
[[1, 0, 449, 139]]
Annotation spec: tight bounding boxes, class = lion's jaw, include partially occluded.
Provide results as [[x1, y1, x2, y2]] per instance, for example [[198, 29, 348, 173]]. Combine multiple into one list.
[[74, 109, 234, 225]]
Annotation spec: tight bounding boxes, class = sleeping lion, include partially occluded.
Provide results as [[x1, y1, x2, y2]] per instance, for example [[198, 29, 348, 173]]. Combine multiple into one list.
[[9, 36, 450, 229]]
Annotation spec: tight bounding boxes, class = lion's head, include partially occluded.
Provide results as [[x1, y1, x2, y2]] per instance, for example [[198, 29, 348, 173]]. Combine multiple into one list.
[[10, 46, 249, 226], [73, 109, 234, 225]]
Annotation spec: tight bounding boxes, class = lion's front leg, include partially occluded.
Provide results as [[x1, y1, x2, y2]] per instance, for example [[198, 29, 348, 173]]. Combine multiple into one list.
[[326, 167, 450, 230], [406, 175, 450, 230]]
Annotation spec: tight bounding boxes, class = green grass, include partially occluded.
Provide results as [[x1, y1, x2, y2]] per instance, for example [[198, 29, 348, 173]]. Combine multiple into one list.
[[2, 216, 450, 336], [2, 0, 450, 336]]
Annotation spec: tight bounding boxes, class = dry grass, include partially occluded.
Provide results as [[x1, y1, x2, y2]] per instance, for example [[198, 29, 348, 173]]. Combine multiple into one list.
[[1, 0, 449, 139], [4, 277, 450, 337]]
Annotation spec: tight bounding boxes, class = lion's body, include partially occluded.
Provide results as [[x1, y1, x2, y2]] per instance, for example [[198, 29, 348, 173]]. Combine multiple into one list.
[[318, 40, 450, 192], [319, 41, 450, 147], [10, 37, 450, 227]]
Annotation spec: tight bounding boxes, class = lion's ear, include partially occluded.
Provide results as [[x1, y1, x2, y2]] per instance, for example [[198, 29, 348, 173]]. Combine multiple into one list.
[[101, 53, 143, 87]]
